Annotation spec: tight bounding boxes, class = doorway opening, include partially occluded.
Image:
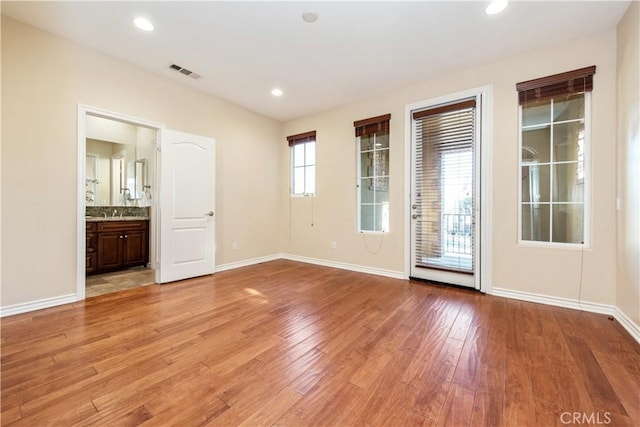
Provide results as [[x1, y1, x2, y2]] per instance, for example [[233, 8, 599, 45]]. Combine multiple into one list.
[[77, 106, 162, 300]]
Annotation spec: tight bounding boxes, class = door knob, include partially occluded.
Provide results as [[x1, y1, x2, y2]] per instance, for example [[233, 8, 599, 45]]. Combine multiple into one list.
[[205, 211, 214, 217]]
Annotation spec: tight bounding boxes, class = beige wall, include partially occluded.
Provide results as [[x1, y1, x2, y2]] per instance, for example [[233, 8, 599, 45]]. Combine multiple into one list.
[[1, 17, 282, 306], [282, 29, 618, 305], [0, 14, 629, 319], [616, 2, 640, 326], [86, 115, 138, 146]]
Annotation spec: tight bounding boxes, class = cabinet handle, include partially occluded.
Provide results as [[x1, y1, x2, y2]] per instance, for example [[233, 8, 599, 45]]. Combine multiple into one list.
[[119, 235, 123, 239], [124, 235, 128, 238]]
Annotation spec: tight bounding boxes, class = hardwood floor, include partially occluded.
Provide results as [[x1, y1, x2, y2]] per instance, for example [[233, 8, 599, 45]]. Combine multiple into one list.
[[1, 260, 638, 426]]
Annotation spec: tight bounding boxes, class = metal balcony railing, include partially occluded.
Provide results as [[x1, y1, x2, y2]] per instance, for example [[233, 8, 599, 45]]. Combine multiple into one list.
[[443, 213, 473, 255]]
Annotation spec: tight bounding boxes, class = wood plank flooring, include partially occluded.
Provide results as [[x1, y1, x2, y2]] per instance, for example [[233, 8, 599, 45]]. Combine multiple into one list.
[[1, 260, 638, 426]]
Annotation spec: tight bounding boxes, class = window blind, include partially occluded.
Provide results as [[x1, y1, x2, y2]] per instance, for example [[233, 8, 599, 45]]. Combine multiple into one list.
[[353, 114, 391, 137], [516, 66, 596, 105], [413, 99, 476, 273], [287, 130, 316, 146]]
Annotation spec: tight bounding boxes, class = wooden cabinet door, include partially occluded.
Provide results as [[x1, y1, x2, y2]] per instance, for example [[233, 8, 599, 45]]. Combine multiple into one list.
[[93, 220, 149, 273], [97, 231, 123, 271], [122, 230, 148, 267]]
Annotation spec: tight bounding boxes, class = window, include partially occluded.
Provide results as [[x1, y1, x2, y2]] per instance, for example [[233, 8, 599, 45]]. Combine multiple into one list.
[[517, 66, 595, 245], [355, 114, 390, 232], [287, 131, 316, 196]]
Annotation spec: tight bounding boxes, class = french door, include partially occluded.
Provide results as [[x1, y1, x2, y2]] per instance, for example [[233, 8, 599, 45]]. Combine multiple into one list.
[[410, 95, 481, 289]]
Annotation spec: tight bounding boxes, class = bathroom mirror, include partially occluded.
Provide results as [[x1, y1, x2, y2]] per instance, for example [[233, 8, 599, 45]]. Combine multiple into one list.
[[133, 159, 147, 200], [84, 115, 154, 207]]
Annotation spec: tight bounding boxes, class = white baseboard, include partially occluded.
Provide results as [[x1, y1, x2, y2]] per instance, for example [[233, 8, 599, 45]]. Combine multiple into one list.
[[492, 287, 640, 344], [280, 253, 405, 280], [613, 306, 640, 344], [216, 253, 282, 272], [0, 294, 77, 318]]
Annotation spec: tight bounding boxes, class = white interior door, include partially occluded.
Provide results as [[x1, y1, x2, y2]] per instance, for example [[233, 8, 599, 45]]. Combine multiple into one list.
[[410, 97, 480, 289], [159, 129, 215, 283]]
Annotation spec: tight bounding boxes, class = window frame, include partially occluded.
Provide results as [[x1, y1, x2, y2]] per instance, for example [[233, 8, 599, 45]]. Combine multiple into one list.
[[287, 131, 316, 197], [517, 92, 591, 248], [356, 129, 390, 234]]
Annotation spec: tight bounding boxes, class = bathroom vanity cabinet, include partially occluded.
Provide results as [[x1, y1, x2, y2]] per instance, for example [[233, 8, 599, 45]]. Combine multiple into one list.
[[86, 222, 98, 274], [86, 219, 149, 274]]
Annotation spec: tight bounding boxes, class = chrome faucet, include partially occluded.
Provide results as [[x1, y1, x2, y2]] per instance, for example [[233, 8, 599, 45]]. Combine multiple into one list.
[[112, 209, 117, 217], [102, 212, 107, 219]]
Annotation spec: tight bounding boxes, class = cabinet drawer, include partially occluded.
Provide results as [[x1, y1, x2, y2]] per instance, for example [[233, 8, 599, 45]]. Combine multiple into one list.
[[86, 222, 97, 233], [97, 220, 148, 233]]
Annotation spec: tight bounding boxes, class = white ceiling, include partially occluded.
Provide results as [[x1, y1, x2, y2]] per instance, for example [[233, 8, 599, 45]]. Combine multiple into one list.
[[2, 1, 630, 122]]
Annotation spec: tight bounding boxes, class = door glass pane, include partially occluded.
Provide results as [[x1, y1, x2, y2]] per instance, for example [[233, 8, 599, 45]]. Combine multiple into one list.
[[522, 204, 550, 242], [552, 204, 584, 243], [522, 99, 551, 127], [522, 126, 551, 163], [521, 164, 550, 203], [553, 163, 583, 202], [415, 108, 474, 274], [553, 121, 583, 162]]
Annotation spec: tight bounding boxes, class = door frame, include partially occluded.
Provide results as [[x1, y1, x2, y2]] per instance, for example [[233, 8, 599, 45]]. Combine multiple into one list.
[[76, 105, 164, 300], [403, 85, 493, 292]]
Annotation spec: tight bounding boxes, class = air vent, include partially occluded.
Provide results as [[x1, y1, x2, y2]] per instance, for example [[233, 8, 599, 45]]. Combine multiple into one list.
[[169, 63, 201, 80]]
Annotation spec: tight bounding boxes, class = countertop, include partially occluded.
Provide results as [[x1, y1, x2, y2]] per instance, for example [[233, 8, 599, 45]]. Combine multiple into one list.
[[86, 216, 149, 222]]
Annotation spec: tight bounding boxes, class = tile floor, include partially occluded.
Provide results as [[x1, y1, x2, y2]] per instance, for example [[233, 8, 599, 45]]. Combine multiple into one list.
[[85, 268, 155, 298]]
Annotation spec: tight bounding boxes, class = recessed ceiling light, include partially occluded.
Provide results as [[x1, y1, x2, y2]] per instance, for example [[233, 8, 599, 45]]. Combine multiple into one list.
[[133, 17, 154, 32], [485, 0, 508, 15], [271, 88, 283, 97], [302, 10, 318, 23]]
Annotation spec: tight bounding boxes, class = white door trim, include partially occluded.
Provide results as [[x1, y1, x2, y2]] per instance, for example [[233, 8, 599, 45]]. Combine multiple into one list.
[[76, 105, 164, 301], [403, 85, 493, 293]]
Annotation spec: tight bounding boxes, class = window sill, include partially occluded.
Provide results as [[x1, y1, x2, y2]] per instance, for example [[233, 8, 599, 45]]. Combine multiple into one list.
[[517, 240, 589, 250]]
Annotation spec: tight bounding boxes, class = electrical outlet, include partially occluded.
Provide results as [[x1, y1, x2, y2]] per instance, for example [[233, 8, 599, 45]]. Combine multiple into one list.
[[331, 241, 337, 250], [232, 242, 239, 251]]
